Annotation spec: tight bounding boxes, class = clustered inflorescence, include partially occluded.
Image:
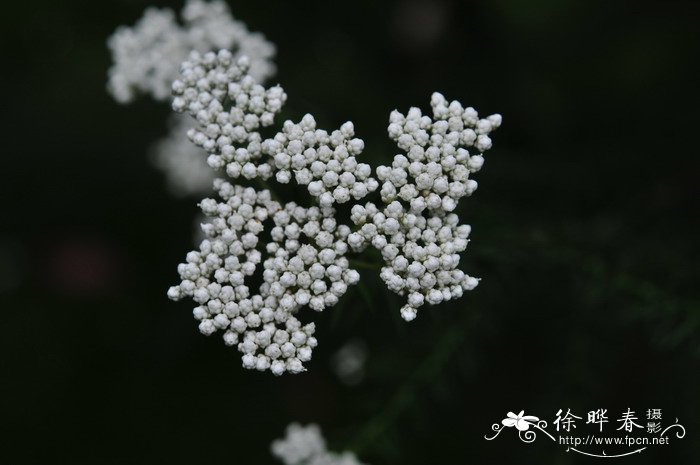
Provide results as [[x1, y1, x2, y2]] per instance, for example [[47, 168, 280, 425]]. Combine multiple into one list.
[[170, 49, 380, 207], [167, 50, 376, 374], [271, 423, 366, 465], [151, 114, 216, 196], [165, 47, 500, 373], [107, 0, 275, 103], [111, 3, 501, 375], [348, 93, 501, 321], [167, 180, 362, 375], [109, 2, 501, 459], [107, 0, 276, 196]]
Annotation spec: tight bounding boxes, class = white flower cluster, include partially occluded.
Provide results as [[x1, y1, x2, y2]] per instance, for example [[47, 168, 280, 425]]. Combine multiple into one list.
[[272, 424, 366, 465], [171, 49, 286, 180], [348, 93, 501, 321], [151, 114, 215, 196], [107, 0, 277, 196], [263, 116, 379, 207], [171, 49, 379, 206], [162, 40, 501, 368], [167, 179, 361, 374], [107, 0, 275, 103], [167, 49, 382, 374], [332, 339, 368, 385]]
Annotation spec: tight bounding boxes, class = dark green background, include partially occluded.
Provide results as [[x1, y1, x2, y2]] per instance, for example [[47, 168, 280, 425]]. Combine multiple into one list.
[[1, 0, 698, 463]]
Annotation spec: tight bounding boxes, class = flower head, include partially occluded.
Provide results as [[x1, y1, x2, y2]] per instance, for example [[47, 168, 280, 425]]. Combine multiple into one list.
[[167, 180, 361, 374], [150, 114, 215, 196], [171, 48, 378, 206], [350, 93, 501, 321], [107, 0, 275, 103], [272, 424, 366, 465]]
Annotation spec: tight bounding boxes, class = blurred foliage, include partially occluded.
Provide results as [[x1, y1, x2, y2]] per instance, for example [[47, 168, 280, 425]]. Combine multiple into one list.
[[0, 0, 698, 464]]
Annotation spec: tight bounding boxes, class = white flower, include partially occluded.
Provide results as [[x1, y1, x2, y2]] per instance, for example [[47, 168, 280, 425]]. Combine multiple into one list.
[[352, 93, 501, 321], [150, 114, 215, 196], [107, 1, 277, 197], [332, 339, 368, 385], [171, 49, 286, 179], [171, 49, 378, 206], [263, 118, 379, 206], [271, 424, 366, 465], [107, 0, 275, 103], [164, 46, 501, 375], [167, 180, 361, 374]]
